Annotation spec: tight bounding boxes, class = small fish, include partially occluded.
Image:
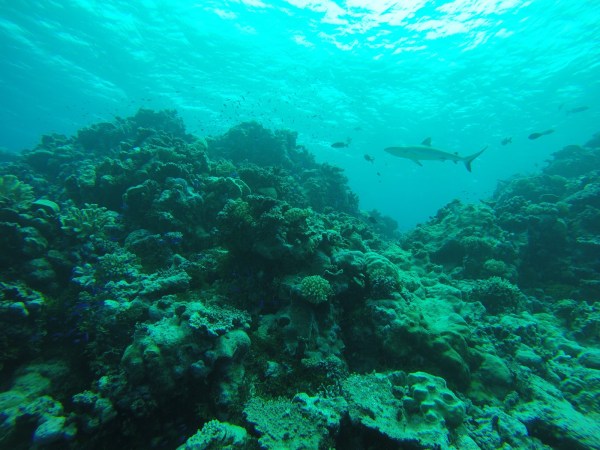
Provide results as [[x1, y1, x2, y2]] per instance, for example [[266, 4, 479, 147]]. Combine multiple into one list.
[[501, 137, 512, 146], [528, 129, 554, 140], [368, 216, 378, 224], [364, 154, 375, 163], [566, 106, 589, 115], [540, 194, 560, 203], [331, 138, 351, 148]]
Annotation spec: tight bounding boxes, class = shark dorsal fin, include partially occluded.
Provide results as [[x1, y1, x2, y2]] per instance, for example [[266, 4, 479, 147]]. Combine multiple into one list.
[[422, 137, 432, 146]]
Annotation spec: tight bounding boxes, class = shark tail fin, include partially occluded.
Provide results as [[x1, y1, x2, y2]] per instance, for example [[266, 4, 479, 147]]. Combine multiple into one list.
[[463, 146, 487, 172]]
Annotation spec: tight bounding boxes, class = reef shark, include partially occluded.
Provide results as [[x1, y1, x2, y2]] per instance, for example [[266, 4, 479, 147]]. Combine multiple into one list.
[[384, 137, 487, 172]]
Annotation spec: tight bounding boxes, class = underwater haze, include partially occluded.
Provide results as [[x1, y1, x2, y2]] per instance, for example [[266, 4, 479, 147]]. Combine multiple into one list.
[[2, 0, 599, 229]]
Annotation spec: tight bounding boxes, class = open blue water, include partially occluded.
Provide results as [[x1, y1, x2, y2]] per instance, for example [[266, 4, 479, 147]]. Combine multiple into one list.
[[1, 0, 599, 230]]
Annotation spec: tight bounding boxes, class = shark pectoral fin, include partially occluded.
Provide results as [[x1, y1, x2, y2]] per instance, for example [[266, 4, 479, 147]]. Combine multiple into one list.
[[421, 137, 432, 146], [411, 159, 423, 167]]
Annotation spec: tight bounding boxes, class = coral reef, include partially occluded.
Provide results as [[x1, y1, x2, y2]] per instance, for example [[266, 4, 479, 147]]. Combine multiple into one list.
[[1, 111, 599, 449]]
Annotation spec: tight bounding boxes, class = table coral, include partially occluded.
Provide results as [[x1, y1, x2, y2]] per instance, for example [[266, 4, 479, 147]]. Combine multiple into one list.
[[244, 394, 340, 450]]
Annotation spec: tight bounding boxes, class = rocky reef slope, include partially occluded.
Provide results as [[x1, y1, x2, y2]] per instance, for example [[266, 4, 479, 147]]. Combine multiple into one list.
[[0, 110, 598, 449]]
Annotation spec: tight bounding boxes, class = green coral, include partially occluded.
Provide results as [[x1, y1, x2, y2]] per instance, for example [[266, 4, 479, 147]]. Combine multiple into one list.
[[365, 252, 400, 298], [468, 276, 525, 314], [0, 175, 34, 209], [60, 203, 120, 239], [482, 258, 517, 280], [187, 301, 251, 338], [300, 275, 332, 304], [284, 207, 312, 223], [178, 419, 248, 449], [96, 250, 141, 283], [244, 395, 337, 450], [212, 159, 237, 177], [215, 198, 261, 255]]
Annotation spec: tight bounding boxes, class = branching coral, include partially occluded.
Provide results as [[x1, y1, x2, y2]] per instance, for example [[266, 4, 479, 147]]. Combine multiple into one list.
[[283, 206, 312, 224], [468, 276, 525, 314], [300, 275, 333, 304], [187, 301, 251, 338], [60, 203, 120, 239]]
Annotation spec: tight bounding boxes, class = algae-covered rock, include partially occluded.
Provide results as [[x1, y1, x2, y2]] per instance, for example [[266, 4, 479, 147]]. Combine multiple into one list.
[[71, 390, 117, 432], [0, 363, 76, 447], [578, 348, 600, 369], [476, 353, 513, 390], [515, 374, 600, 449], [0, 281, 47, 367], [365, 297, 473, 387]]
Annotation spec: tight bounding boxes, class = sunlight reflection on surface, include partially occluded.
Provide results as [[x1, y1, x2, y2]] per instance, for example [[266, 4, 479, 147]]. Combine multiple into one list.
[[277, 0, 527, 52]]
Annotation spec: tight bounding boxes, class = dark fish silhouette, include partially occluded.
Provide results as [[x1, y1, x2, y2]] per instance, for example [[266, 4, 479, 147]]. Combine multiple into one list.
[[528, 129, 554, 140], [566, 106, 589, 114], [501, 137, 512, 146], [364, 154, 375, 163], [331, 138, 351, 148]]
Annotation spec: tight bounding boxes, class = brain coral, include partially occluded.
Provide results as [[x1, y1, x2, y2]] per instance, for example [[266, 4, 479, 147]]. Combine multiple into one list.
[[403, 371, 466, 427]]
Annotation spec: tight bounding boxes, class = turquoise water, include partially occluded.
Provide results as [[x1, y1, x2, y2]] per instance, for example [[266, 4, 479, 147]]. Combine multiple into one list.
[[1, 0, 599, 229]]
